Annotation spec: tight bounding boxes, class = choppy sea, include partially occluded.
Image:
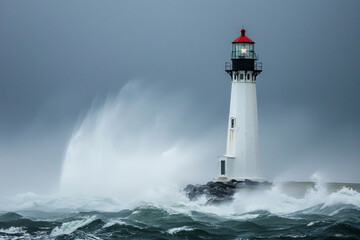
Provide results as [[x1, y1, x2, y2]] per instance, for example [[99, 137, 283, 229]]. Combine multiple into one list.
[[0, 181, 359, 240]]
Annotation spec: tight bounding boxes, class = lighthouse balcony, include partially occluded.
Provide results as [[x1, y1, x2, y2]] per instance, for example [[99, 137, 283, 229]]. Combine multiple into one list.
[[225, 61, 262, 75]]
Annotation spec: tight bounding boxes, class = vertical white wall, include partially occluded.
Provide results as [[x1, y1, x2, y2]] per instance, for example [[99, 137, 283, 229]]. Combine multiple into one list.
[[222, 71, 261, 180]]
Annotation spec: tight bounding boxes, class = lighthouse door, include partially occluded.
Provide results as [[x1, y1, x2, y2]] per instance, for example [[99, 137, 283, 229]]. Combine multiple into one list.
[[221, 160, 226, 175]]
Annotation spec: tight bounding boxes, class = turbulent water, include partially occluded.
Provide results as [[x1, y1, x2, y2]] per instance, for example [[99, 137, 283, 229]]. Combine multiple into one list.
[[1, 182, 360, 240], [2, 83, 358, 239]]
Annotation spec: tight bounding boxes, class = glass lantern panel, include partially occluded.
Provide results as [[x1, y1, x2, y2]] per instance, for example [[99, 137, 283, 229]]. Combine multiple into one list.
[[232, 43, 256, 59]]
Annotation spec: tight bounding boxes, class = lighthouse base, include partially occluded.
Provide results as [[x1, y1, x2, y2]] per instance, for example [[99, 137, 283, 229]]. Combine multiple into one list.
[[217, 155, 262, 182]]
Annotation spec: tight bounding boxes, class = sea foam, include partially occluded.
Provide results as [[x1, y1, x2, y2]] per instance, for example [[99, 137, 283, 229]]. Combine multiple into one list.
[[50, 216, 96, 236]]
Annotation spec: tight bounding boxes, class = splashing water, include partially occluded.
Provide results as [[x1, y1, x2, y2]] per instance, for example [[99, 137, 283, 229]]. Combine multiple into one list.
[[50, 216, 97, 237], [57, 80, 360, 218], [1, 173, 360, 240], [0, 180, 359, 239], [59, 81, 222, 206]]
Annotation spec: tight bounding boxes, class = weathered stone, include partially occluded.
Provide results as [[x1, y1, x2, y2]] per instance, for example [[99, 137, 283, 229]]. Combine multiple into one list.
[[184, 179, 272, 204]]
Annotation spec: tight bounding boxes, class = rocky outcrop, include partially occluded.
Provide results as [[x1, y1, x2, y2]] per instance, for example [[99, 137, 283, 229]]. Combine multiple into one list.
[[184, 179, 272, 204]]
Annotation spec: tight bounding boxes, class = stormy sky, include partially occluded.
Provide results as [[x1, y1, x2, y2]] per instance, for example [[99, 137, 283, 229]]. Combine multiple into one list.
[[0, 1, 360, 195]]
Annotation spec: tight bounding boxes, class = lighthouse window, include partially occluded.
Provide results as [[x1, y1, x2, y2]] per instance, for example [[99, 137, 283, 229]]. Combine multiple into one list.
[[240, 74, 244, 80], [230, 118, 235, 128], [221, 160, 226, 175]]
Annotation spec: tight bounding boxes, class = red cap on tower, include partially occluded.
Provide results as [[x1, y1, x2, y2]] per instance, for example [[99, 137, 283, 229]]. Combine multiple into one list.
[[232, 29, 254, 43]]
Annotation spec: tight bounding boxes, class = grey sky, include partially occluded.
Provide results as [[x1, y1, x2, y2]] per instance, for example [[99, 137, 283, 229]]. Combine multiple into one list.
[[0, 1, 360, 195]]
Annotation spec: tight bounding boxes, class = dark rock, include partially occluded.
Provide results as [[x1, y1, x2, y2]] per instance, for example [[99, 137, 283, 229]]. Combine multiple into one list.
[[184, 179, 272, 204]]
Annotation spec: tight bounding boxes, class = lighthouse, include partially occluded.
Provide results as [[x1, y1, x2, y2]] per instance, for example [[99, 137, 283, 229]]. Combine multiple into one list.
[[217, 29, 263, 181]]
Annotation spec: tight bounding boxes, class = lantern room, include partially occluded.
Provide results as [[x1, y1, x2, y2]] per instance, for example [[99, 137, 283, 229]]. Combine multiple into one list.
[[225, 28, 262, 77], [231, 29, 256, 60]]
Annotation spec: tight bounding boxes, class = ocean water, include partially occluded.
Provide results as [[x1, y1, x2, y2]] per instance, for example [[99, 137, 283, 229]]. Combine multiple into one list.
[[1, 181, 360, 240]]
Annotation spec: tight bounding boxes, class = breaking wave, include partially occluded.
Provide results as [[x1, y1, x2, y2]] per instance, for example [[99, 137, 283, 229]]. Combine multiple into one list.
[[59, 81, 222, 207], [1, 179, 360, 214], [0, 181, 359, 239], [51, 216, 97, 236]]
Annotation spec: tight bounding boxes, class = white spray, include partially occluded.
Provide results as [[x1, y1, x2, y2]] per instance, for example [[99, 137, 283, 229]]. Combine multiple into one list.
[[59, 81, 222, 206]]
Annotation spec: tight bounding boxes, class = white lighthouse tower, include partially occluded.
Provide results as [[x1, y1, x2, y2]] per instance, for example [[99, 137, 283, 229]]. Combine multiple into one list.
[[217, 29, 263, 182]]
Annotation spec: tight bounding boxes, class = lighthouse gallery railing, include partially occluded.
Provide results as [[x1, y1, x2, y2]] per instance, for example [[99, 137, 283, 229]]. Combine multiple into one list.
[[225, 62, 262, 71]]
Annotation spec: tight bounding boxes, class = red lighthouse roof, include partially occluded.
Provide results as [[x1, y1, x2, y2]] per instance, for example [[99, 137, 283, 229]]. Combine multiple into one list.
[[232, 29, 254, 43]]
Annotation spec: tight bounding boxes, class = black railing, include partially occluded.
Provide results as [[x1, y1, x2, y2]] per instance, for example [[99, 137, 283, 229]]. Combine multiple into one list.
[[225, 62, 262, 72], [255, 62, 262, 71], [225, 62, 232, 71]]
